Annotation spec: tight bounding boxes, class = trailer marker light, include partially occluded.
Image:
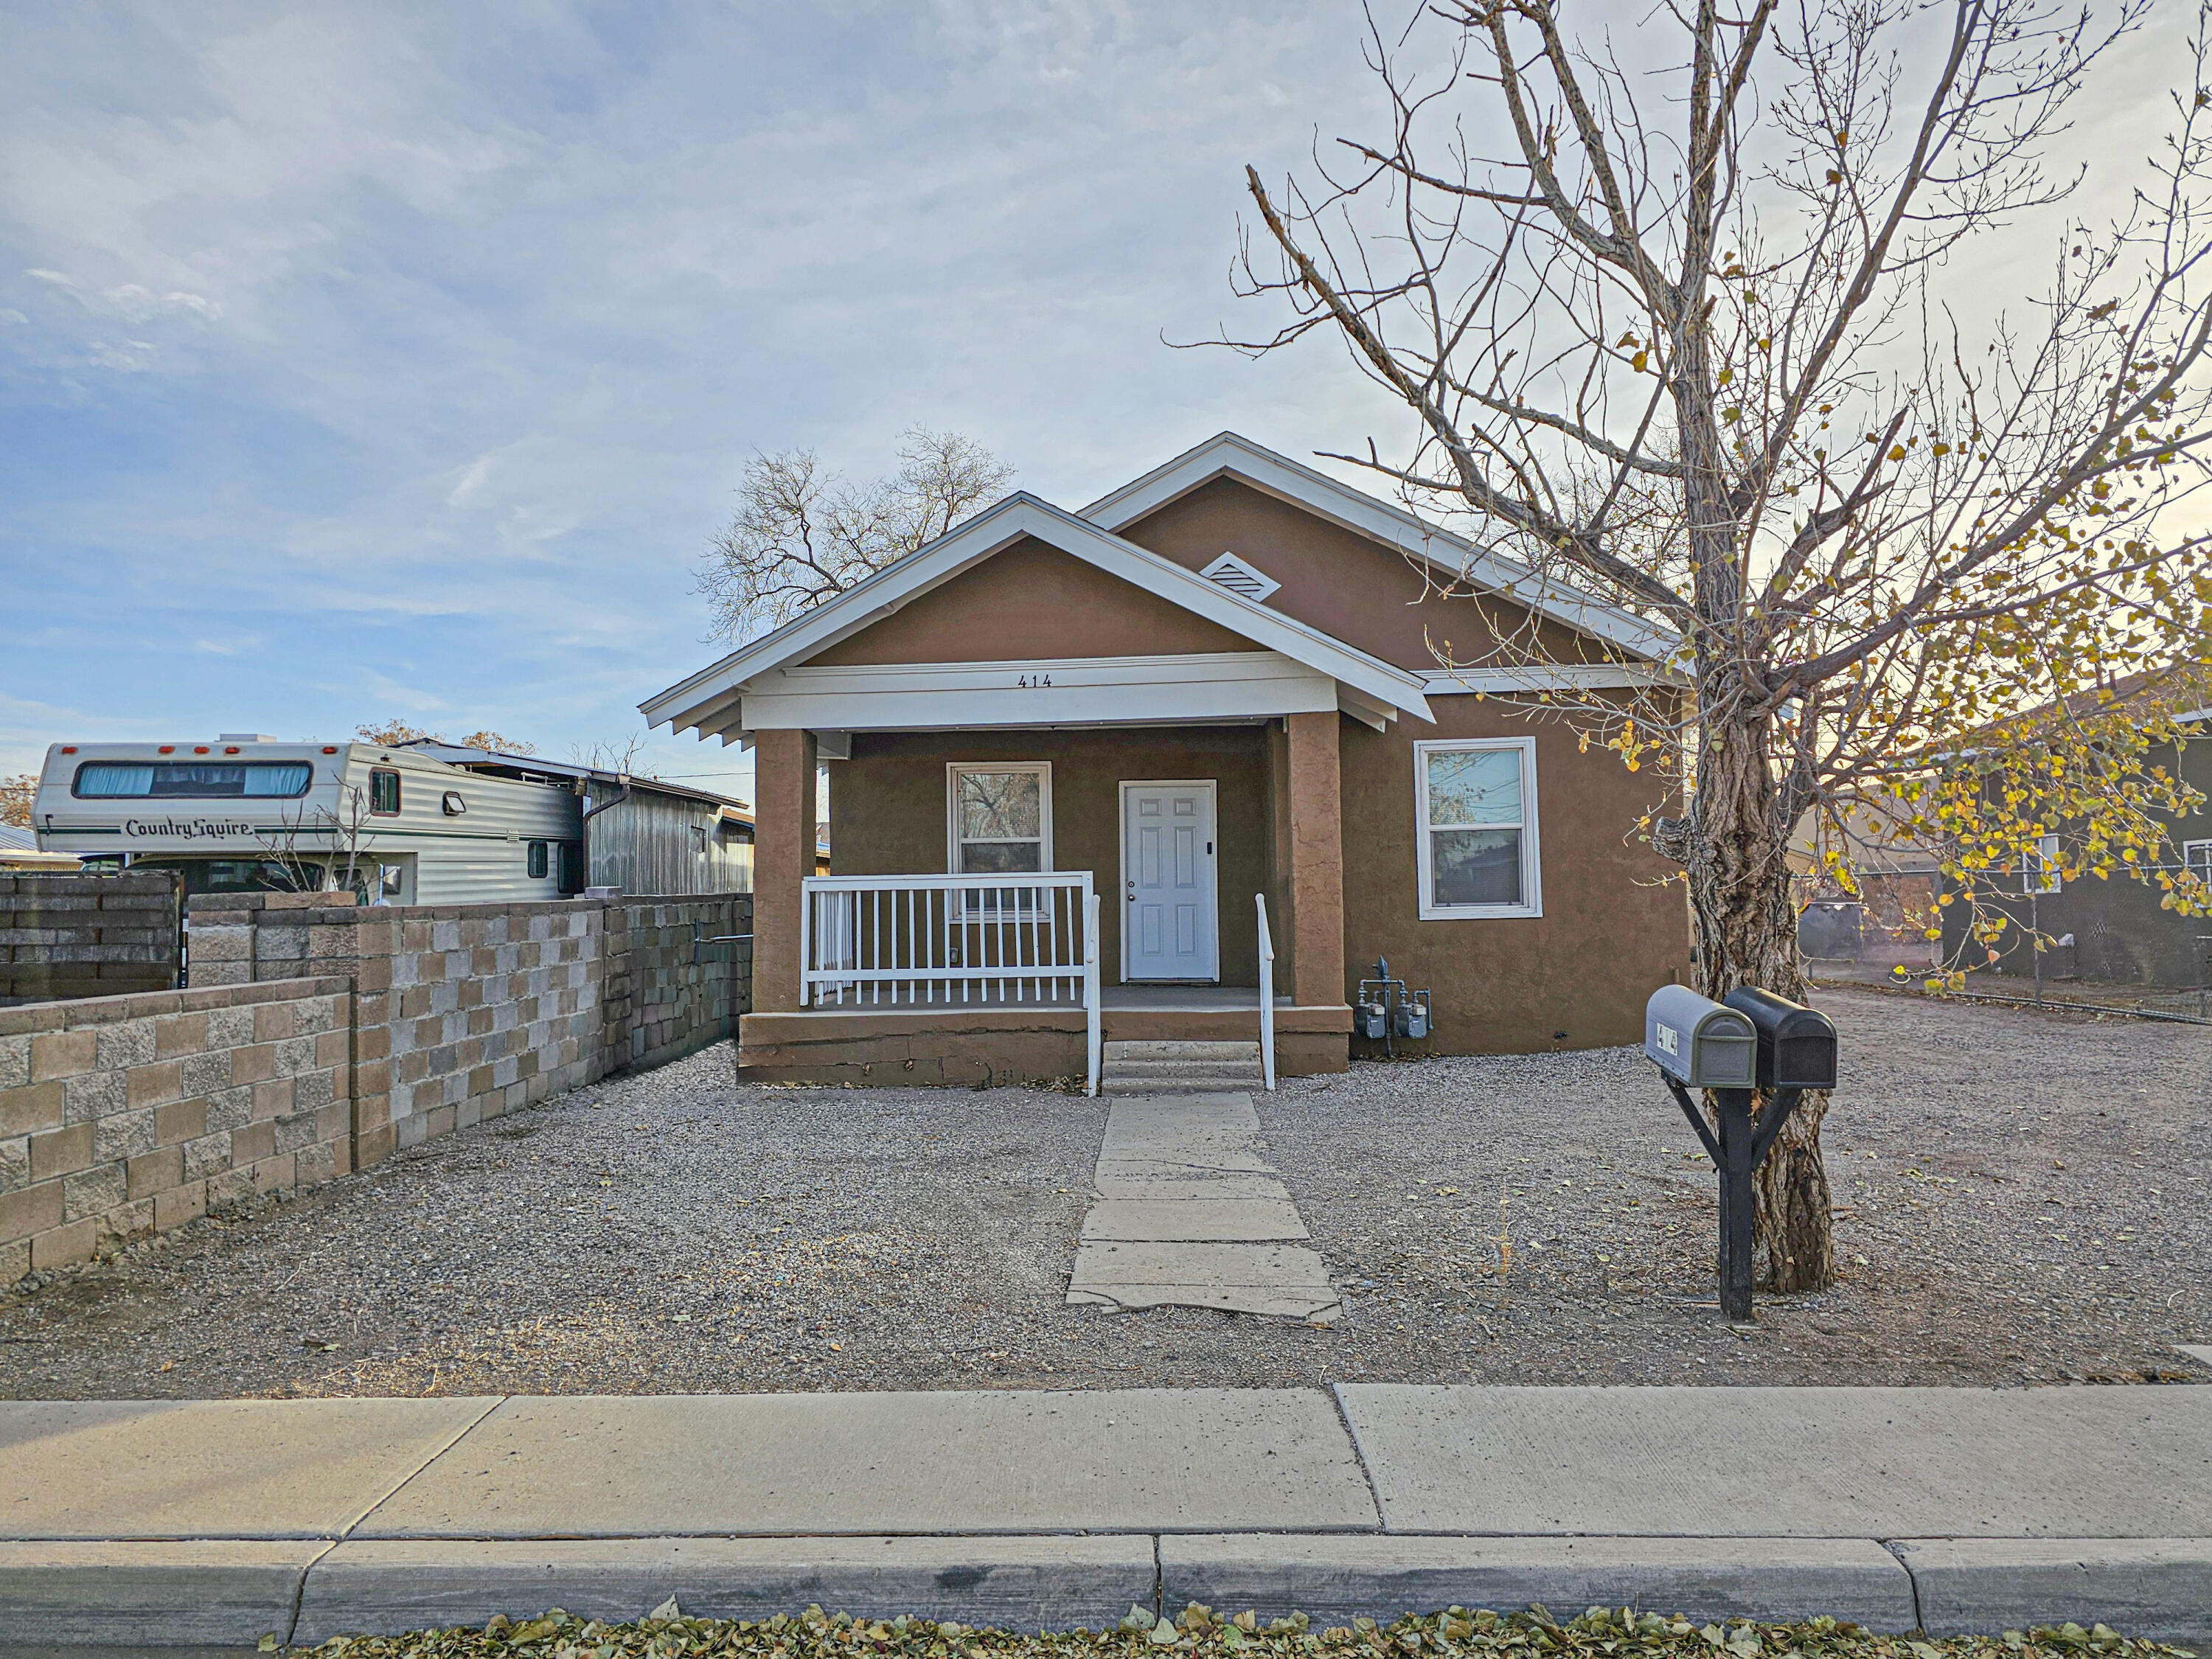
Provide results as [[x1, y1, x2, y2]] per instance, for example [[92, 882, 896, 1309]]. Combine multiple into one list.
[[321, 746, 338, 754], [158, 745, 174, 754], [193, 746, 210, 754], [59, 746, 75, 754], [223, 745, 240, 754]]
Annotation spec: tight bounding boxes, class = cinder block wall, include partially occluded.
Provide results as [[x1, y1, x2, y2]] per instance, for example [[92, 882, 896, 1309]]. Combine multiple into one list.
[[619, 897, 753, 1072], [0, 977, 352, 1283], [0, 873, 182, 1006], [189, 890, 750, 1161], [0, 891, 751, 1286]]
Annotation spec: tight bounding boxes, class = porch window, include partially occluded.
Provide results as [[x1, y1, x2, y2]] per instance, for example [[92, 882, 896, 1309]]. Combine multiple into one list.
[[1413, 737, 1542, 919], [947, 763, 1052, 874]]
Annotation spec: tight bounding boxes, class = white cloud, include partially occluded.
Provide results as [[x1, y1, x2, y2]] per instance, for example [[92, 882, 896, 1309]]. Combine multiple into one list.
[[0, 1, 2197, 771]]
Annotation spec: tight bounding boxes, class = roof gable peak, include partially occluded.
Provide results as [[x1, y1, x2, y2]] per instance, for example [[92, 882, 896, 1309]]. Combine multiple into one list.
[[1082, 431, 1675, 662]]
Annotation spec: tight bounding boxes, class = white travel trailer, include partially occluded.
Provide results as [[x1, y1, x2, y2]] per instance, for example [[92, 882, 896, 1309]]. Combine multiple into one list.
[[31, 737, 582, 905]]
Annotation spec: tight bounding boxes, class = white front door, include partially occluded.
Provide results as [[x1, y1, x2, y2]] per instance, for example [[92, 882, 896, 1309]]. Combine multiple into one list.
[[1121, 781, 1218, 981]]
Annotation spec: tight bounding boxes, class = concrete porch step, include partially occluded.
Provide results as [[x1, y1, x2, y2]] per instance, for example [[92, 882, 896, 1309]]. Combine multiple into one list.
[[1103, 1058, 1260, 1077], [1103, 1040, 1260, 1062]]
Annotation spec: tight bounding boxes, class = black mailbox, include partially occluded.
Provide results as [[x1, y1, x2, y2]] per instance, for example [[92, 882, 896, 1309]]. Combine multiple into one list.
[[1721, 987, 1838, 1091]]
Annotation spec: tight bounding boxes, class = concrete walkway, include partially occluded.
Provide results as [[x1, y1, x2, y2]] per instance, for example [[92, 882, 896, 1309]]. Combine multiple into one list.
[[3, 1385, 2210, 1647], [1066, 1093, 1338, 1321]]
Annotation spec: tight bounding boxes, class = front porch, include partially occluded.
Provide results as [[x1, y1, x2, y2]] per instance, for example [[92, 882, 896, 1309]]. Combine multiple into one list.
[[740, 984, 1355, 1090], [736, 714, 1361, 1091]]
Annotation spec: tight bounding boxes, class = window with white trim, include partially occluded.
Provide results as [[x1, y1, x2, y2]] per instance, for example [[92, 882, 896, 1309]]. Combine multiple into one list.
[[947, 763, 1052, 874], [1413, 738, 1541, 919], [2185, 838, 2212, 884], [2021, 833, 2061, 894]]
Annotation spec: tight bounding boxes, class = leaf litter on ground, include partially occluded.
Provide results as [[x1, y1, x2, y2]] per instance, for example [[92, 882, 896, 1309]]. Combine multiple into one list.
[[272, 1602, 2197, 1659]]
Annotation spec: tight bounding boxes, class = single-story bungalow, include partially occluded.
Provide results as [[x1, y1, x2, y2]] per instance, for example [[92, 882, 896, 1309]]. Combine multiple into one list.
[[642, 433, 1689, 1087]]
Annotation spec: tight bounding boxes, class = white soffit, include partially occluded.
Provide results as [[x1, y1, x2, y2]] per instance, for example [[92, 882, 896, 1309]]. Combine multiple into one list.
[[1081, 431, 1678, 663], [1200, 551, 1281, 602], [639, 492, 1433, 740], [740, 651, 1342, 734]]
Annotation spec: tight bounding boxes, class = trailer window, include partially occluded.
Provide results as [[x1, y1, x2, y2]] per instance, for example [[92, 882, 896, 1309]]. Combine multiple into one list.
[[369, 770, 400, 815], [74, 762, 311, 799], [527, 841, 549, 880], [557, 841, 585, 895]]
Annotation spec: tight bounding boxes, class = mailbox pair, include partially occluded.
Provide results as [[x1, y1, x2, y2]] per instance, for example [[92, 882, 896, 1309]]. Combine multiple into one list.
[[1642, 982, 1837, 1324], [1644, 984, 1837, 1092]]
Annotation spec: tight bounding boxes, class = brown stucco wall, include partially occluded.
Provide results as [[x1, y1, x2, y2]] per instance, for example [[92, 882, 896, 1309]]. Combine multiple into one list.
[[1338, 700, 1690, 1053], [808, 537, 1263, 665], [830, 727, 1273, 987], [1117, 476, 1621, 672]]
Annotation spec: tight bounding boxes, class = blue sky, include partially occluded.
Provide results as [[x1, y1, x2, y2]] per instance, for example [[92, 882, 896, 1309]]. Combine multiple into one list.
[[1, 3, 2188, 799], [0, 1, 1414, 797]]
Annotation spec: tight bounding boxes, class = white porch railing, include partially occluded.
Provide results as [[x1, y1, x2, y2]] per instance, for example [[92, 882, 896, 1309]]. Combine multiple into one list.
[[801, 872, 1102, 1096], [1255, 891, 1277, 1091]]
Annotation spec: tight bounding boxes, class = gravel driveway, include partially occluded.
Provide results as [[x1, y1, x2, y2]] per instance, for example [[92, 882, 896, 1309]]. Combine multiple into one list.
[[1, 988, 2205, 1397]]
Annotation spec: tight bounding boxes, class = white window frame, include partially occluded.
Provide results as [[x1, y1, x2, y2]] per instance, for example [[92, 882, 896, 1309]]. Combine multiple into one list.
[[2183, 838, 2212, 883], [945, 761, 1054, 876], [1413, 737, 1543, 920], [2022, 833, 2062, 895]]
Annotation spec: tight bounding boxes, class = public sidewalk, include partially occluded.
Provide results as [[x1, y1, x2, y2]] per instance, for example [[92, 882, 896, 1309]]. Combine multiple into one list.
[[2, 1385, 2210, 1651]]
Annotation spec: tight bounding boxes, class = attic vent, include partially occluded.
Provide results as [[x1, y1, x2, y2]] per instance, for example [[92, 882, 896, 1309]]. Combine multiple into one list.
[[1200, 552, 1281, 602]]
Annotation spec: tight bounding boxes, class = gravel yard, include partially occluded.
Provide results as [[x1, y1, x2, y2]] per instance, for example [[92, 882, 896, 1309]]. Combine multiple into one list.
[[1, 987, 2205, 1397]]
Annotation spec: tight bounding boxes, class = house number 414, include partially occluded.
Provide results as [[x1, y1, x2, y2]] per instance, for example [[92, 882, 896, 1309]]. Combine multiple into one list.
[[1016, 672, 1054, 688]]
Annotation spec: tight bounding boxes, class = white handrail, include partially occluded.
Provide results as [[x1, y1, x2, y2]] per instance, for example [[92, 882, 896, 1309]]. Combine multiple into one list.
[[801, 872, 1102, 1096], [1255, 891, 1276, 1092], [1084, 890, 1102, 1098]]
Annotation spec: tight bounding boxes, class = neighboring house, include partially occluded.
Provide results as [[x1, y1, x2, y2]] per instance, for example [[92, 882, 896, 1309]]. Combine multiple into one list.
[[0, 824, 79, 872], [397, 742, 759, 895], [1935, 675, 2212, 988], [643, 432, 1689, 1083], [1788, 793, 1942, 965]]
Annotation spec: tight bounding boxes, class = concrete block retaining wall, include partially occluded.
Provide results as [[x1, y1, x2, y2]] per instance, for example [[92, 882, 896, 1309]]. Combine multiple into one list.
[[189, 891, 751, 1159], [0, 977, 354, 1283], [0, 891, 751, 1284], [616, 897, 753, 1073], [0, 872, 182, 1006]]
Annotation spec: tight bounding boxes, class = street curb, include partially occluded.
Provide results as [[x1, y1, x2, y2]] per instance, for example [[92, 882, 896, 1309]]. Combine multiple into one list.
[[0, 1541, 326, 1648], [1159, 1535, 1919, 1631], [294, 1537, 1158, 1642], [4, 1534, 2212, 1647], [1893, 1539, 2212, 1644]]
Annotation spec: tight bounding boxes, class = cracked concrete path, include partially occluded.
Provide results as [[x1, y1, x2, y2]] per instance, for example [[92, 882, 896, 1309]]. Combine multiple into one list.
[[1066, 1093, 1338, 1322]]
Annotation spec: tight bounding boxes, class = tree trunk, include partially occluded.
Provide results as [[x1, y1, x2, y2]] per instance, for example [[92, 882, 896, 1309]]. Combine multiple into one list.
[[1688, 714, 1836, 1293]]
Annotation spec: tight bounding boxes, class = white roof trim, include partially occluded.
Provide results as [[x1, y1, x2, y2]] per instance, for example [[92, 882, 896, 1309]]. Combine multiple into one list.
[[640, 492, 1433, 737], [1421, 664, 1688, 694], [1081, 431, 1678, 662]]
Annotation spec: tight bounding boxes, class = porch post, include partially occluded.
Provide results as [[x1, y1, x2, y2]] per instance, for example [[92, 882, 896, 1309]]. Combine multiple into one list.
[[751, 728, 818, 1014], [1284, 710, 1346, 1006]]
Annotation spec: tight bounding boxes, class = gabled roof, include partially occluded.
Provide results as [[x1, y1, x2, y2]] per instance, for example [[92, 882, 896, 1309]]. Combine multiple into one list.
[[641, 491, 1434, 739], [1081, 431, 1679, 662]]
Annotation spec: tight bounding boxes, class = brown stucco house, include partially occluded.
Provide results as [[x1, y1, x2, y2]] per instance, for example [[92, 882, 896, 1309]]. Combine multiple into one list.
[[642, 434, 1688, 1090]]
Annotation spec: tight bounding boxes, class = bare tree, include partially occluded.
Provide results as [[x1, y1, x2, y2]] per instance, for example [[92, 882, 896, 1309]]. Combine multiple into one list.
[[355, 720, 535, 755], [697, 426, 1013, 641], [1223, 0, 2212, 1289], [0, 775, 32, 829], [568, 735, 663, 781], [255, 784, 378, 901]]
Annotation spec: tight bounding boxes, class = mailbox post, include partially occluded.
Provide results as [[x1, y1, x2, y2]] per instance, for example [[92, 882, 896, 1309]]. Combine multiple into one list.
[[1644, 985, 1837, 1321]]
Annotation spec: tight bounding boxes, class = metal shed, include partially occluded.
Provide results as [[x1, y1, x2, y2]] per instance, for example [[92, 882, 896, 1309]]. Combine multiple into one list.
[[400, 742, 755, 897]]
